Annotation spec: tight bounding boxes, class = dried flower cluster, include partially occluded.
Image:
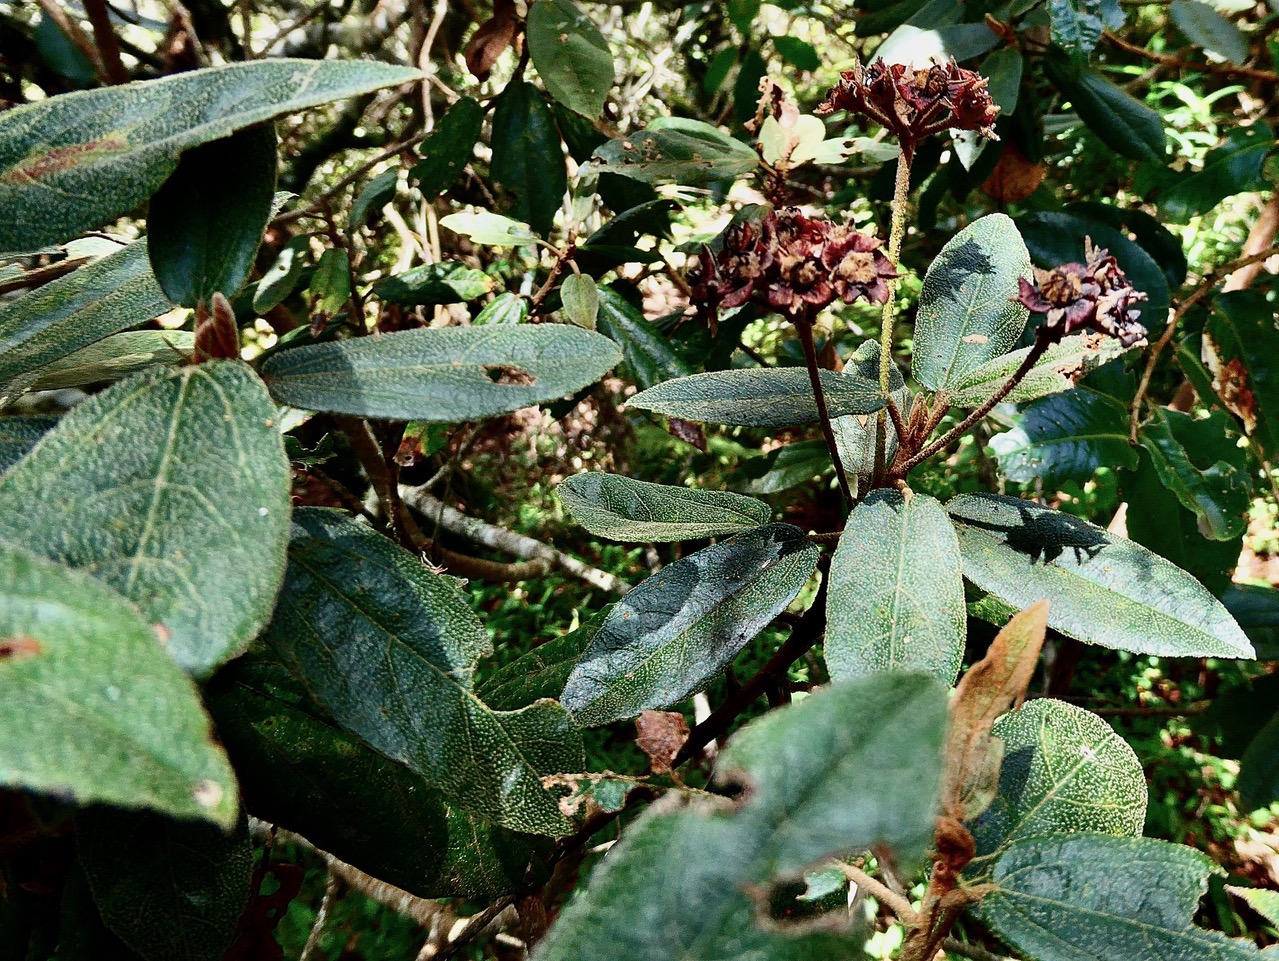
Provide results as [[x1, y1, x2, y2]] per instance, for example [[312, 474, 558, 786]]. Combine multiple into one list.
[[692, 208, 899, 324], [1015, 240, 1148, 347], [816, 58, 1000, 158]]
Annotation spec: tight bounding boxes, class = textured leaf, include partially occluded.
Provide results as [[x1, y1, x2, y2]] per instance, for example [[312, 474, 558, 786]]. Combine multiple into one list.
[[479, 610, 609, 711], [558, 472, 771, 542], [207, 651, 546, 898], [0, 240, 172, 400], [527, 0, 613, 117], [1229, 886, 1279, 927], [589, 117, 759, 187], [1140, 407, 1249, 541], [1050, 0, 1104, 62], [1170, 0, 1250, 63], [912, 214, 1033, 394], [0, 542, 237, 825], [490, 79, 566, 236], [251, 235, 308, 313], [562, 524, 819, 726], [534, 673, 947, 961], [307, 247, 351, 317], [372, 261, 493, 305], [147, 123, 277, 307], [0, 416, 56, 470], [629, 366, 887, 426], [259, 324, 621, 421], [990, 386, 1138, 488], [0, 59, 420, 249], [946, 333, 1128, 408], [1204, 290, 1279, 460], [263, 508, 584, 835], [560, 272, 599, 329], [411, 97, 484, 199], [78, 810, 252, 961], [735, 440, 831, 495], [1160, 127, 1274, 222], [595, 286, 690, 389], [827, 491, 965, 685], [970, 699, 1146, 867], [349, 167, 398, 226], [1044, 58, 1167, 161], [28, 330, 195, 391], [947, 493, 1253, 658], [985, 835, 1258, 961], [0, 362, 291, 677]]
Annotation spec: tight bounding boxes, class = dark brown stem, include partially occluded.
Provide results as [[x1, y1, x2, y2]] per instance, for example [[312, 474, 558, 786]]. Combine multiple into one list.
[[795, 317, 854, 507], [1103, 30, 1279, 83], [674, 576, 828, 766], [83, 0, 128, 83], [884, 392, 909, 455]]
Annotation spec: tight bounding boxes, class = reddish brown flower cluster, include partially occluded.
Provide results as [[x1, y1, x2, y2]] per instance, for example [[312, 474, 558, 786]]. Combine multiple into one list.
[[816, 58, 999, 158], [1015, 240, 1148, 347], [692, 208, 898, 323]]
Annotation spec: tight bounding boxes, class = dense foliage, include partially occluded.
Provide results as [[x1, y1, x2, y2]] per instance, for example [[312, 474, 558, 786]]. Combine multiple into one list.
[[1, 0, 1278, 959]]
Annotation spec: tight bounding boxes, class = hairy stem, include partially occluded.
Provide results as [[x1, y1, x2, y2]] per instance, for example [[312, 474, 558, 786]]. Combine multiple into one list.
[[796, 317, 854, 506], [873, 152, 913, 482]]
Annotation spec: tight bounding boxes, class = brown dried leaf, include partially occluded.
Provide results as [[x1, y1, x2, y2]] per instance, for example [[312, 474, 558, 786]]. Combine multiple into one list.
[[464, 0, 519, 81], [1203, 332, 1258, 434], [635, 710, 689, 776], [666, 417, 707, 451], [940, 600, 1049, 820], [194, 292, 240, 363], [981, 141, 1046, 205]]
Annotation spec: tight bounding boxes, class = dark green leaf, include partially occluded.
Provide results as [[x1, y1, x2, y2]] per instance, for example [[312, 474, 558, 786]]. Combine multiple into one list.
[[1140, 408, 1249, 541], [1221, 584, 1279, 660], [534, 673, 947, 961], [827, 491, 966, 685], [263, 508, 584, 835], [985, 835, 1257, 961], [1050, 0, 1104, 62], [945, 333, 1128, 408], [561, 524, 819, 726], [473, 291, 530, 325], [560, 272, 599, 329], [1204, 290, 1279, 459], [260, 324, 621, 421], [1068, 200, 1188, 287], [1044, 57, 1167, 161], [0, 416, 56, 471], [0, 362, 291, 678], [990, 386, 1138, 488], [728, 0, 761, 32], [251, 235, 309, 313], [78, 810, 252, 961], [982, 47, 1024, 114], [629, 366, 888, 426], [947, 493, 1253, 658], [595, 285, 690, 390], [527, 0, 614, 117], [0, 241, 172, 400], [558, 472, 771, 542], [912, 213, 1033, 394], [0, 542, 237, 825], [590, 118, 759, 187], [1170, 0, 1250, 63], [969, 699, 1146, 866], [583, 199, 678, 247], [410, 97, 484, 199], [480, 610, 610, 711], [350, 167, 398, 226], [373, 261, 493, 305], [491, 79, 566, 236], [1239, 708, 1279, 809], [28, 330, 195, 391], [147, 123, 277, 307], [772, 36, 820, 71], [0, 59, 420, 250], [1159, 127, 1274, 222], [207, 652, 546, 898], [307, 248, 351, 316], [734, 440, 831, 495]]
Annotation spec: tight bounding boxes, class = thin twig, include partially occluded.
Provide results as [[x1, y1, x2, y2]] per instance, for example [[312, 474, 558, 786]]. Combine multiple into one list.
[[840, 863, 919, 924], [431, 897, 516, 961], [796, 318, 854, 506], [0, 257, 89, 296], [298, 871, 342, 961], [1104, 30, 1279, 84], [274, 132, 429, 225], [82, 0, 128, 83], [942, 938, 1014, 961]]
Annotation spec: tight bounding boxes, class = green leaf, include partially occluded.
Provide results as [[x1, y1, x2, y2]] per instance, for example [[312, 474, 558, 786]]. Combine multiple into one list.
[[560, 272, 599, 329], [373, 261, 493, 305], [78, 810, 252, 961], [734, 439, 831, 495], [490, 79, 567, 237], [990, 386, 1138, 488], [1229, 886, 1279, 927], [251, 235, 308, 313], [0, 542, 237, 824], [207, 651, 546, 898], [947, 493, 1253, 658], [411, 97, 484, 199], [263, 508, 584, 835], [558, 472, 771, 542], [480, 610, 610, 711], [0, 59, 420, 250], [1239, 708, 1279, 809], [473, 291, 529, 325], [595, 286, 690, 390], [985, 835, 1258, 961], [28, 330, 195, 391], [1170, 0, 1250, 63], [0, 362, 290, 678], [827, 491, 966, 685], [0, 240, 172, 400], [1204, 290, 1279, 460], [0, 416, 55, 471], [945, 333, 1128, 408], [440, 210, 538, 247], [259, 324, 620, 421], [307, 247, 351, 317], [527, 0, 613, 118], [533, 673, 947, 961], [629, 366, 888, 426], [982, 46, 1024, 115], [912, 213, 1033, 394], [589, 117, 760, 187], [561, 524, 819, 726], [1050, 0, 1104, 62], [1221, 584, 1279, 660], [147, 123, 277, 307], [1159, 127, 1274, 222], [727, 0, 761, 32], [772, 36, 820, 71], [875, 23, 1002, 65], [349, 167, 398, 226], [1044, 57, 1167, 161], [1139, 408, 1249, 541], [969, 699, 1146, 866]]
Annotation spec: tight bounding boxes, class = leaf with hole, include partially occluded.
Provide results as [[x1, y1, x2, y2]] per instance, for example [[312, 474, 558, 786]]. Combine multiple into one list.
[[558, 472, 771, 542], [590, 118, 759, 187]]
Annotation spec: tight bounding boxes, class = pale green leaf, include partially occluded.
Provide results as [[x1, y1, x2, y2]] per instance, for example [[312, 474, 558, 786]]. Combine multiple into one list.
[[560, 272, 599, 329], [373, 261, 493, 305], [29, 330, 194, 391], [439, 211, 538, 247], [944, 333, 1129, 408], [1228, 886, 1279, 927], [558, 472, 771, 542]]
